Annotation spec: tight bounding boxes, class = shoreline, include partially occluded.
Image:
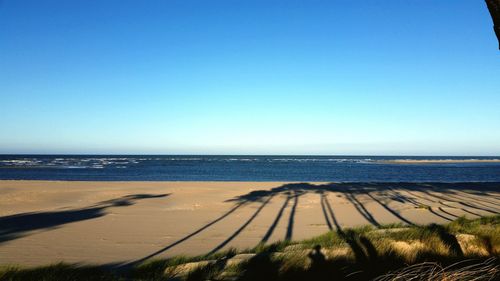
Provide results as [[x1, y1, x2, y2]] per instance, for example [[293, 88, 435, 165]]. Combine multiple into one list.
[[1, 179, 500, 183]]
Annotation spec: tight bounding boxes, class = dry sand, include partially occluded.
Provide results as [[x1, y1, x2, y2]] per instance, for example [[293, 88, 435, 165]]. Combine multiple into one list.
[[0, 181, 499, 266]]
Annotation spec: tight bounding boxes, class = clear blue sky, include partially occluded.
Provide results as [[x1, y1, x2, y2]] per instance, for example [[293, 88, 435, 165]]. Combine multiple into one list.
[[1, 0, 499, 155]]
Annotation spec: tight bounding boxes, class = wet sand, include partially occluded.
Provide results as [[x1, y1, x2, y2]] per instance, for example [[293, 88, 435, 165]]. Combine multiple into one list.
[[0, 180, 499, 266]]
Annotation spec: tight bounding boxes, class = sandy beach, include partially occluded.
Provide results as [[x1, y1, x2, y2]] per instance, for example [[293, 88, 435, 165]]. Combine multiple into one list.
[[1, 180, 499, 266]]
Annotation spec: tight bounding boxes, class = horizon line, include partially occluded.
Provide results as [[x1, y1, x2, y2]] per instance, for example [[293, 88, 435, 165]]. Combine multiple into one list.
[[1, 153, 499, 157]]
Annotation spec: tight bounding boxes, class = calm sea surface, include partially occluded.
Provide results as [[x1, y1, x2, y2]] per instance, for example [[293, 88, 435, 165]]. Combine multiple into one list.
[[1, 155, 500, 182]]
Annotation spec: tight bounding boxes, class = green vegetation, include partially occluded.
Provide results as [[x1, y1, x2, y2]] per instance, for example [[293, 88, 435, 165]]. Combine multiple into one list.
[[1, 216, 499, 281], [0, 263, 116, 281]]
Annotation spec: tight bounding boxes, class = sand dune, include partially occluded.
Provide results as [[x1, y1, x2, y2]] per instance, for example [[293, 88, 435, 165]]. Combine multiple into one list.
[[0, 180, 499, 266]]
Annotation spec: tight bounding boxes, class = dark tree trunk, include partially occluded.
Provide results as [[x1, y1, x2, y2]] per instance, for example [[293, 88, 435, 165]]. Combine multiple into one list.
[[486, 0, 500, 49]]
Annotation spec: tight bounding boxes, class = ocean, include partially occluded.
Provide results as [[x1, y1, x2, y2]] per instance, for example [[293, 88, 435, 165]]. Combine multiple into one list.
[[1, 155, 500, 182]]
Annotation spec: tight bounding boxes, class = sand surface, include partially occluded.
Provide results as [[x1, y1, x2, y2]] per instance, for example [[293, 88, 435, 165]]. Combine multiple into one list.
[[0, 181, 499, 266]]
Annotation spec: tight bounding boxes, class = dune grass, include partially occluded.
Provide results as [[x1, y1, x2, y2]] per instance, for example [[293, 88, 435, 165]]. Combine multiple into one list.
[[373, 258, 499, 281], [1, 215, 499, 281], [0, 263, 116, 281]]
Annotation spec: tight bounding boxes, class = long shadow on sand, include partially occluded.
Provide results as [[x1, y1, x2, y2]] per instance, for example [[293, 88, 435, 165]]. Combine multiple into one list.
[[402, 189, 483, 217], [417, 188, 499, 215], [0, 193, 170, 244], [132, 182, 499, 264], [261, 193, 292, 243], [206, 194, 276, 255]]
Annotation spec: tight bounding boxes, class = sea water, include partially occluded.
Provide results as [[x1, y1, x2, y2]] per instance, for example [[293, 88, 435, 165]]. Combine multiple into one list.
[[0, 155, 500, 182]]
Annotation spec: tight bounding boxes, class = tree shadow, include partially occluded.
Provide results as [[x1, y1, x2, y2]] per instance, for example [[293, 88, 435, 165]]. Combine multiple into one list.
[[384, 190, 452, 222], [445, 190, 500, 211], [319, 192, 333, 231], [130, 201, 249, 266], [363, 191, 416, 225], [285, 190, 301, 240], [403, 189, 483, 217], [418, 189, 499, 215], [319, 189, 378, 267], [0, 193, 170, 244], [209, 186, 304, 254], [207, 194, 275, 255], [238, 245, 281, 281], [185, 254, 232, 281], [385, 188, 422, 207], [131, 182, 499, 265], [437, 192, 499, 212], [426, 224, 464, 257], [321, 191, 342, 232], [225, 182, 481, 252], [261, 193, 292, 243], [412, 183, 500, 209], [342, 230, 374, 264], [367, 183, 498, 220], [437, 207, 459, 219], [129, 187, 287, 268], [230, 183, 310, 243], [344, 191, 381, 227]]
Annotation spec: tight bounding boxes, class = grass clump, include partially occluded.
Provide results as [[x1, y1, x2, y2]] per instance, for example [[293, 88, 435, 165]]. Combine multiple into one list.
[[0, 263, 118, 281], [374, 258, 499, 281], [131, 248, 238, 280]]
